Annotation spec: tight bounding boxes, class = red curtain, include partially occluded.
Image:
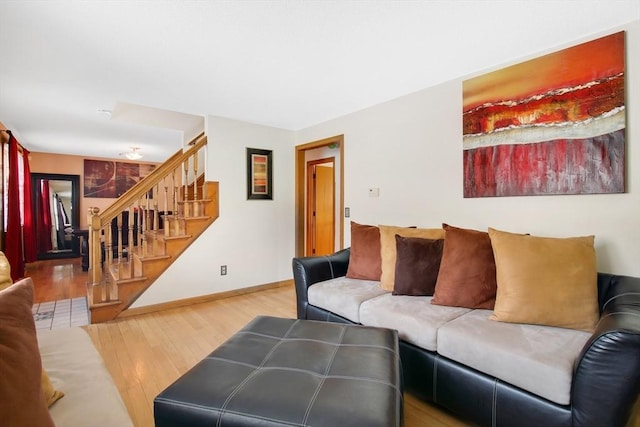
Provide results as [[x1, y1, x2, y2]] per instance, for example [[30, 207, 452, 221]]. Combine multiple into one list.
[[22, 147, 36, 262], [37, 180, 53, 252], [5, 134, 24, 280]]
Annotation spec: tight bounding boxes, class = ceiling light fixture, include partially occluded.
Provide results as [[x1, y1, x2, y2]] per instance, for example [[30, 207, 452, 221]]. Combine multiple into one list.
[[97, 108, 112, 117], [121, 147, 143, 160]]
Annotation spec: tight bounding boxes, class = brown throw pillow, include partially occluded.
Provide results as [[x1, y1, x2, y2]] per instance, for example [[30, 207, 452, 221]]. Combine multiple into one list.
[[379, 225, 445, 291], [488, 227, 599, 332], [431, 224, 497, 309], [393, 236, 444, 296], [346, 221, 382, 281], [0, 279, 55, 427]]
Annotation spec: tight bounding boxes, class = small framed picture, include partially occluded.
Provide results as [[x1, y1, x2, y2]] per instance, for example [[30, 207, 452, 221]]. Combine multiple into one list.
[[246, 148, 273, 200]]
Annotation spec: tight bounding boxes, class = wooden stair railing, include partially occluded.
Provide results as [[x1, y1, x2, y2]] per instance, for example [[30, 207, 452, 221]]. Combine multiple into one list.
[[87, 133, 218, 322]]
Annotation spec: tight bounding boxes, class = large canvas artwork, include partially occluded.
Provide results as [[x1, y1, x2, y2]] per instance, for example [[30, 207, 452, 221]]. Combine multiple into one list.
[[84, 159, 155, 198], [462, 31, 625, 198]]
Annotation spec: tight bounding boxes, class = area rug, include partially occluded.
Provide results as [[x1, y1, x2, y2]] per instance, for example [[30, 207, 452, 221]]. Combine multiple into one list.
[[33, 297, 89, 329]]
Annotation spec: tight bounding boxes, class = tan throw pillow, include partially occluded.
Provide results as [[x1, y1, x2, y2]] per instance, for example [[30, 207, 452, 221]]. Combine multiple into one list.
[[379, 225, 445, 291], [346, 221, 382, 281], [0, 279, 55, 427], [431, 224, 498, 309], [393, 236, 444, 296], [0, 251, 12, 290], [488, 227, 599, 332], [42, 369, 65, 407]]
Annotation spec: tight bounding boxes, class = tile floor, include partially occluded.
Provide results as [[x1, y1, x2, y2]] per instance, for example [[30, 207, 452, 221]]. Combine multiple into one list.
[[32, 297, 89, 330]]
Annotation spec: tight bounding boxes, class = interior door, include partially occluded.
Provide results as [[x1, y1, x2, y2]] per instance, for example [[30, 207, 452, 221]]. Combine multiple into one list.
[[306, 159, 335, 256]]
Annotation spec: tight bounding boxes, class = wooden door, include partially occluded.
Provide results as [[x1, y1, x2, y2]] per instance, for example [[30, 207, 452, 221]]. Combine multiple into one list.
[[306, 159, 335, 256]]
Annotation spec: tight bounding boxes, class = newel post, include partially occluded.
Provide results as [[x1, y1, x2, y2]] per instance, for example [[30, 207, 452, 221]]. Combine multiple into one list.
[[87, 207, 103, 289]]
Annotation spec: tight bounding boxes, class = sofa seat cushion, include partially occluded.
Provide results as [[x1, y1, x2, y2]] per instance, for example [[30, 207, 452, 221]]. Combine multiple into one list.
[[437, 310, 591, 405], [308, 277, 388, 323], [37, 327, 134, 427], [359, 294, 471, 351]]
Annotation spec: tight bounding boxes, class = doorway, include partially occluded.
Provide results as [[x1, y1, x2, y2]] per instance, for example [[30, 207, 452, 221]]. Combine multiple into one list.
[[295, 135, 344, 257], [306, 158, 335, 256]]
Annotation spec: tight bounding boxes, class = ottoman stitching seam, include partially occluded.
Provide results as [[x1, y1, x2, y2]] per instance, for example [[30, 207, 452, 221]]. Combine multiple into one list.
[[215, 319, 300, 427], [230, 331, 397, 351], [200, 357, 401, 390], [302, 324, 347, 425]]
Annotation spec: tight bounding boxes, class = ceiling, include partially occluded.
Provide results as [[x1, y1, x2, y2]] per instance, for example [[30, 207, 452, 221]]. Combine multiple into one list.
[[1, 1, 637, 163]]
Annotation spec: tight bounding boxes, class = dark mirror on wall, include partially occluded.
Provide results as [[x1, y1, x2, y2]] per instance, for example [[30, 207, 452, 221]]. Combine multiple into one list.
[[31, 173, 80, 259]]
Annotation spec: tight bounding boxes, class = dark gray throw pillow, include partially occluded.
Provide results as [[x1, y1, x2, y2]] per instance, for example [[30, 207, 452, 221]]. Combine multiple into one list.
[[393, 235, 444, 296]]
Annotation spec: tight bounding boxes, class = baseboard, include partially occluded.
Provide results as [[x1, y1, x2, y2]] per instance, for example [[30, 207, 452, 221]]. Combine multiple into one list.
[[117, 279, 294, 319]]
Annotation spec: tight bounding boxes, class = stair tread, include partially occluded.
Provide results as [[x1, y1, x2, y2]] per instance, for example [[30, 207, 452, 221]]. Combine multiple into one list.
[[163, 234, 193, 241], [135, 254, 171, 261], [177, 198, 212, 204], [88, 300, 122, 309], [114, 276, 148, 284], [158, 215, 211, 221]]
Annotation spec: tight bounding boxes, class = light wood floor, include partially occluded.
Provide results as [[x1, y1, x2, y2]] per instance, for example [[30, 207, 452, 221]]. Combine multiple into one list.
[[26, 257, 87, 303], [85, 285, 470, 427]]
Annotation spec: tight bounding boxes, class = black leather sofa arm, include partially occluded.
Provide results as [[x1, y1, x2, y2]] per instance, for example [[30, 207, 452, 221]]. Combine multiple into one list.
[[572, 273, 640, 427], [292, 248, 350, 319]]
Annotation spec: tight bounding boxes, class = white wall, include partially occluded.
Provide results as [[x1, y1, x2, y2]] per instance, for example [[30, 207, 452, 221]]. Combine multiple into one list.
[[131, 116, 295, 307], [135, 19, 640, 309], [296, 20, 640, 277]]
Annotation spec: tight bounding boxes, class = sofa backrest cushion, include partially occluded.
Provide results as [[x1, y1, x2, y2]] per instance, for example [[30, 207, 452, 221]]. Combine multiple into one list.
[[345, 222, 382, 281], [488, 227, 599, 332], [379, 225, 445, 291], [432, 224, 497, 309], [393, 235, 444, 296]]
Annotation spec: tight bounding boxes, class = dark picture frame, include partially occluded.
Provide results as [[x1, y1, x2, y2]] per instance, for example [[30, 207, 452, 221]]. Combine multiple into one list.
[[246, 148, 273, 200]]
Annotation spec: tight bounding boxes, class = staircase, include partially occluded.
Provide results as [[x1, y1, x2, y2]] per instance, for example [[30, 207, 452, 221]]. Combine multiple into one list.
[[86, 134, 218, 323]]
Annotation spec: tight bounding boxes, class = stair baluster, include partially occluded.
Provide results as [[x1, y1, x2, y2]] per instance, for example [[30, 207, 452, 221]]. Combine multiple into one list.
[[127, 207, 135, 278]]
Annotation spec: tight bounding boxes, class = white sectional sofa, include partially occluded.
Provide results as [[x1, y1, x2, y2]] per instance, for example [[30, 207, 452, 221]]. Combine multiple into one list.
[[37, 327, 134, 427], [293, 230, 640, 427]]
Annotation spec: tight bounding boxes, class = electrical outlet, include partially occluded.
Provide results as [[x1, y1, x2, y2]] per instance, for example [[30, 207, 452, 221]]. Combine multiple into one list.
[[221, 265, 227, 276]]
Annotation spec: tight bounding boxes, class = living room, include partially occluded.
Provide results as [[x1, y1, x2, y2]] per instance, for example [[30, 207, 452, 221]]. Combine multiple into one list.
[[1, 2, 639, 426], [1, 2, 638, 308]]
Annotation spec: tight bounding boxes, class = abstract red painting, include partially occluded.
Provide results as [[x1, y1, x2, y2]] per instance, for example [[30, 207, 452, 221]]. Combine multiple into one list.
[[463, 31, 625, 197], [84, 159, 155, 198]]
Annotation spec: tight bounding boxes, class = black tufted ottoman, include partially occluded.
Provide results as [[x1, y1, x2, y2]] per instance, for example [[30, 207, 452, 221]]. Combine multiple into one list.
[[154, 315, 403, 426]]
